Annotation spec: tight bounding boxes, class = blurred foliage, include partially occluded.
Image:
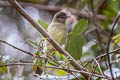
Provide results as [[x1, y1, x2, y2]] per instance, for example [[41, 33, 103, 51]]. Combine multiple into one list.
[[18, 0, 49, 4], [102, 0, 119, 29]]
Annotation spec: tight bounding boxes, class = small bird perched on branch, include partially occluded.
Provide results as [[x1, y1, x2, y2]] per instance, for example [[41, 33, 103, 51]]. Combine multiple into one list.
[[43, 11, 69, 53]]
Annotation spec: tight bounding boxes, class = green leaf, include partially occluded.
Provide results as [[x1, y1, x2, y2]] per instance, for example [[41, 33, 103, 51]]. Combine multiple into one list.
[[27, 39, 38, 47], [72, 19, 88, 34], [56, 69, 67, 76], [34, 58, 39, 65], [35, 50, 42, 56], [66, 19, 88, 60], [52, 51, 62, 60], [38, 19, 48, 29], [66, 34, 85, 59], [0, 62, 7, 74], [112, 33, 120, 46]]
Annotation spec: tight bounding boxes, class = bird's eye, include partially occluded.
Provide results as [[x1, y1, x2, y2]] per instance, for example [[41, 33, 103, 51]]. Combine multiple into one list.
[[58, 16, 66, 18]]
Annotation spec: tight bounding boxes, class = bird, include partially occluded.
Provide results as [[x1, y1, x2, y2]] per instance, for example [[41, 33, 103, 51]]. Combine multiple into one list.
[[43, 11, 69, 54]]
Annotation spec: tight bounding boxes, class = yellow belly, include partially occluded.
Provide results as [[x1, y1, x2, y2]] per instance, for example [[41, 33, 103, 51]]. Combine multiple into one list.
[[43, 22, 68, 53], [48, 22, 68, 45]]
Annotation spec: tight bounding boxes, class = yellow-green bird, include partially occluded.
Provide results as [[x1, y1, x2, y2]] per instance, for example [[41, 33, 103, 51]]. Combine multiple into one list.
[[43, 11, 69, 53]]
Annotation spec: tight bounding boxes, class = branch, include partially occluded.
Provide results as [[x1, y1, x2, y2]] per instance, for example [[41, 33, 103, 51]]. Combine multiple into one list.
[[106, 12, 120, 80], [88, 61, 96, 80], [0, 62, 108, 79], [0, 39, 33, 56], [0, 41, 78, 79], [94, 0, 108, 14], [0, 39, 48, 59], [84, 48, 120, 67], [0, 40, 79, 79], [93, 58, 104, 76], [0, 62, 33, 67], [8, 0, 89, 79]]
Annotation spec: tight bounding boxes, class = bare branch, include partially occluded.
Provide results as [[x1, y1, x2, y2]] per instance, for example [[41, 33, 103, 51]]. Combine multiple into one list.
[[0, 39, 33, 56], [93, 58, 104, 76], [88, 61, 95, 80], [0, 62, 108, 79], [0, 39, 48, 59], [95, 0, 108, 14], [84, 48, 120, 67], [106, 12, 120, 80]]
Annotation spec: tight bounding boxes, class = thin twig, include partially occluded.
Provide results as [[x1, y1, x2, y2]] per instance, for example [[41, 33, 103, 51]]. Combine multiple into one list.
[[0, 39, 33, 56], [106, 12, 120, 80], [0, 63, 33, 67], [20, 40, 37, 50], [90, 0, 107, 53], [0, 41, 108, 79], [84, 48, 120, 67], [0, 62, 108, 79], [0, 39, 48, 59], [110, 58, 120, 64], [0, 40, 69, 67], [88, 58, 102, 80], [0, 40, 81, 79], [95, 24, 105, 53], [95, 0, 108, 14], [88, 61, 95, 80], [93, 58, 104, 76]]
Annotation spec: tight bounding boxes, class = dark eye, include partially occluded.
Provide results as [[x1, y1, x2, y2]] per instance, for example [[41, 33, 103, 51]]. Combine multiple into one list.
[[58, 16, 66, 18]]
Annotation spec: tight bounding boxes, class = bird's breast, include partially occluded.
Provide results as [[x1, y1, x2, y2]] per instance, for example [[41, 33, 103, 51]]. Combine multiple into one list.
[[48, 22, 68, 44]]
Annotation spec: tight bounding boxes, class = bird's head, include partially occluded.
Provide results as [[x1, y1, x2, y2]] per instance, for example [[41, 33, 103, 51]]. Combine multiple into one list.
[[52, 11, 69, 24]]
